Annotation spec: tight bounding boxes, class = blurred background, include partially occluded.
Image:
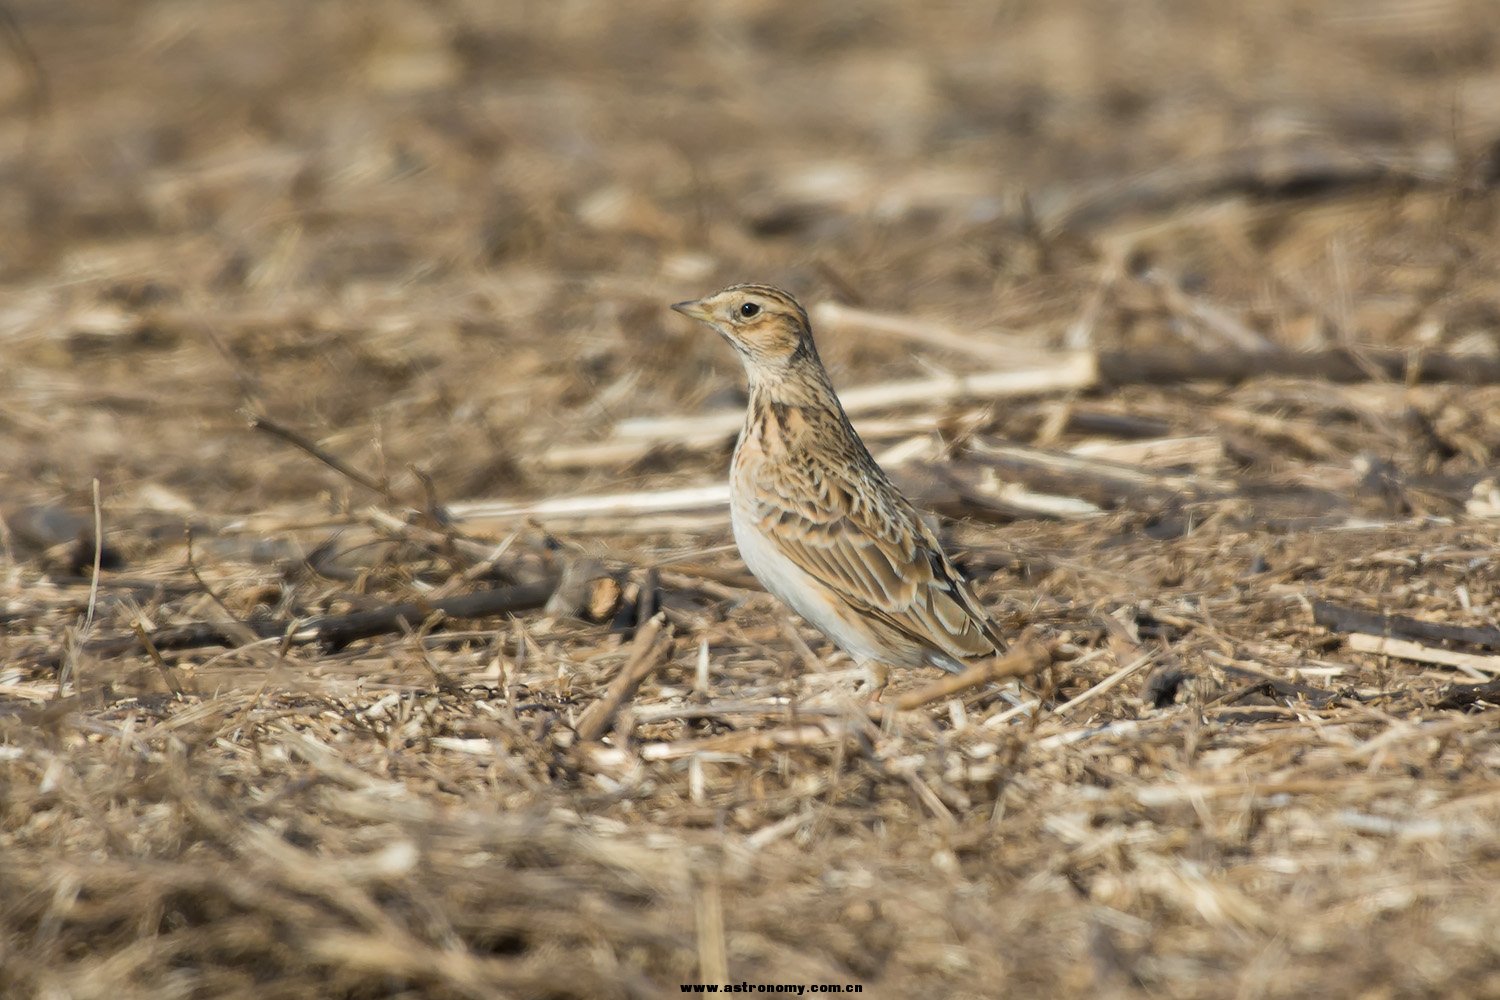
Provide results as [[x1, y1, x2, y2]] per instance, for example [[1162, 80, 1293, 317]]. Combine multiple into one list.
[[1, 0, 1497, 515]]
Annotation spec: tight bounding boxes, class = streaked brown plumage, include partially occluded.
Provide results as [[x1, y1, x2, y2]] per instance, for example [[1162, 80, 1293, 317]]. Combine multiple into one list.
[[671, 283, 1006, 677]]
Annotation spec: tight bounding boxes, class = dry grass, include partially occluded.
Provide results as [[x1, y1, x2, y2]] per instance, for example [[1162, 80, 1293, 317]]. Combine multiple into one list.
[[5, 1, 1500, 997]]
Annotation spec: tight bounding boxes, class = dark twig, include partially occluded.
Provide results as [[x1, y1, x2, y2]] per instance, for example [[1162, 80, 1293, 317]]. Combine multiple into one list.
[[301, 578, 562, 652], [33, 577, 561, 670], [1312, 600, 1500, 653], [131, 620, 185, 697], [1434, 678, 1500, 711], [185, 528, 254, 631], [1217, 662, 1343, 708], [243, 410, 399, 505], [409, 464, 452, 526], [1204, 679, 1281, 710]]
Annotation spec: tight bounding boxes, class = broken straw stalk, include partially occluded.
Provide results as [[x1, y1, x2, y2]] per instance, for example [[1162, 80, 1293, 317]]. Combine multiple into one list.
[[448, 435, 1228, 531], [538, 341, 1500, 471]]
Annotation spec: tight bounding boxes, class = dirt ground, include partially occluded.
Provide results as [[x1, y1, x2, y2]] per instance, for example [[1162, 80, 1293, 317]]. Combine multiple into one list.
[[4, 1, 1500, 997]]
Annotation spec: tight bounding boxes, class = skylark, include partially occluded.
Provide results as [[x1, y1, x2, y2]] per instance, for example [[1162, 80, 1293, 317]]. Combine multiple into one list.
[[671, 284, 1007, 687]]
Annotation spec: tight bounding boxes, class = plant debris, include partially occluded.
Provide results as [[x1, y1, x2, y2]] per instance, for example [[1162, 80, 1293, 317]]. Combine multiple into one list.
[[4, 1, 1500, 997]]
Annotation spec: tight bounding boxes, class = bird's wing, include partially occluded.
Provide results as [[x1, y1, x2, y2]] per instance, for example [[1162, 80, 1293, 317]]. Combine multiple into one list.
[[747, 464, 1005, 662]]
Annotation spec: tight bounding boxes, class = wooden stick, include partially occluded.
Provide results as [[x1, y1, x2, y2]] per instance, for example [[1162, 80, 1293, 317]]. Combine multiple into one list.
[[453, 438, 1448, 537], [1346, 633, 1500, 679], [245, 410, 399, 505], [1209, 656, 1341, 707], [461, 436, 1213, 531], [298, 579, 562, 651], [131, 620, 185, 697], [449, 485, 729, 524], [1312, 600, 1500, 652], [1064, 408, 1172, 440], [575, 613, 674, 742], [1434, 678, 1500, 711], [1050, 652, 1153, 717], [973, 482, 1103, 521], [968, 438, 1233, 507], [880, 640, 1052, 714], [34, 577, 561, 669]]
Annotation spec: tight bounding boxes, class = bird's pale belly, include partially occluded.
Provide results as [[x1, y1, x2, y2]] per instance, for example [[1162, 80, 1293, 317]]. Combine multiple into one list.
[[731, 501, 912, 666]]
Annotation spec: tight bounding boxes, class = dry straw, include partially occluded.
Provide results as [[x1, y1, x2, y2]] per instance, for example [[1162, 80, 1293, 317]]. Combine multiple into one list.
[[5, 0, 1500, 996]]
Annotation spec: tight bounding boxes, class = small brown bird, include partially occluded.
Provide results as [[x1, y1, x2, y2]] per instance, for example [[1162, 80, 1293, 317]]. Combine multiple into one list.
[[671, 284, 1007, 686]]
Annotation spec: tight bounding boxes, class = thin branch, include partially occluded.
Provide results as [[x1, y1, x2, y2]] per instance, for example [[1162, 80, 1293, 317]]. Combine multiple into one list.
[[35, 577, 561, 670], [575, 613, 674, 742], [1313, 600, 1500, 653], [877, 640, 1053, 715], [244, 410, 399, 505], [1346, 633, 1500, 679], [83, 479, 103, 634], [1050, 652, 1154, 717], [131, 620, 185, 697]]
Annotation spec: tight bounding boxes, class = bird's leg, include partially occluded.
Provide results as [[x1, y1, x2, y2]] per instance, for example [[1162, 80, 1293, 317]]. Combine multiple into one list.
[[856, 660, 891, 701]]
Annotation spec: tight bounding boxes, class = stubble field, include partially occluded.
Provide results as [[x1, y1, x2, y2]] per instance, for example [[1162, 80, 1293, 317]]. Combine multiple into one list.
[[4, 2, 1500, 997]]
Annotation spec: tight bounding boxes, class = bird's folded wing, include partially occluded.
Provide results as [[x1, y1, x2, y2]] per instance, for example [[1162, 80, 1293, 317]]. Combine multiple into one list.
[[750, 488, 1002, 660]]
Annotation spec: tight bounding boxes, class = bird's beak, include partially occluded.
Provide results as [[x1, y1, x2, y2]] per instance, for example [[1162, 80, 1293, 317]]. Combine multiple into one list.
[[671, 298, 713, 323]]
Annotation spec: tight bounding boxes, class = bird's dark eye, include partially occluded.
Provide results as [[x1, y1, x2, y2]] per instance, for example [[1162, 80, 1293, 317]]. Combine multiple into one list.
[[739, 302, 760, 318]]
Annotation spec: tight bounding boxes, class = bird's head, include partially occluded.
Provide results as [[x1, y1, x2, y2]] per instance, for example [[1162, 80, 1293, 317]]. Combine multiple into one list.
[[671, 283, 815, 373]]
